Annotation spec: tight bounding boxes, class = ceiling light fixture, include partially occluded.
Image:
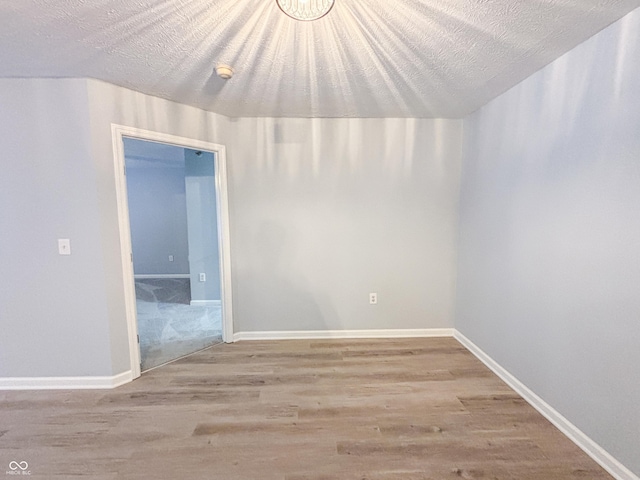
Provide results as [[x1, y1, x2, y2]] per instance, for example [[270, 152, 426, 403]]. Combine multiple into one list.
[[276, 0, 335, 21]]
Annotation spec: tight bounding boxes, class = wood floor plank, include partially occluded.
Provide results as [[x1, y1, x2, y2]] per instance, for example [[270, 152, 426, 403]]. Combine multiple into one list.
[[0, 338, 613, 479]]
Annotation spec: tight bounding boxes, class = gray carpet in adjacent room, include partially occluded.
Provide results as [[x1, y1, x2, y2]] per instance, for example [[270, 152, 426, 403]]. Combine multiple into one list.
[[135, 278, 222, 371]]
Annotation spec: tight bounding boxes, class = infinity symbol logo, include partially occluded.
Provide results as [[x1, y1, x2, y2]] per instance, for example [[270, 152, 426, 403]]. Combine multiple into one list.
[[8, 461, 28, 471]]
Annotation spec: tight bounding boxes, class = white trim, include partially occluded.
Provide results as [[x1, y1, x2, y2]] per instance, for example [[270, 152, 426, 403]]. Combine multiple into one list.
[[111, 125, 235, 381], [0, 370, 133, 390], [134, 274, 190, 279], [233, 328, 454, 342], [454, 331, 639, 480], [112, 126, 141, 380], [190, 299, 222, 307], [214, 142, 234, 344]]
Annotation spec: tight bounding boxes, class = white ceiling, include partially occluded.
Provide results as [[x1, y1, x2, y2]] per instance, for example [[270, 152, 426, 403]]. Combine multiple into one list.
[[1, 0, 639, 118]]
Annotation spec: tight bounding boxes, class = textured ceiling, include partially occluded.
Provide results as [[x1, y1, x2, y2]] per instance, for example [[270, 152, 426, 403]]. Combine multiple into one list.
[[1, 0, 639, 118]]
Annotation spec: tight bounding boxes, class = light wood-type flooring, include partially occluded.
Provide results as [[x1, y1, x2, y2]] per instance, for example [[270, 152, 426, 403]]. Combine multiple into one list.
[[0, 338, 612, 479]]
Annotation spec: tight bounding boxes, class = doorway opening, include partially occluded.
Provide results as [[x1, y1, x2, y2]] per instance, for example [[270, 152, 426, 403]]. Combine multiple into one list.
[[112, 126, 233, 378]]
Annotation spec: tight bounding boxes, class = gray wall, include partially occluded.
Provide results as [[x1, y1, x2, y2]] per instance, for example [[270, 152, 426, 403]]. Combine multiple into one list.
[[226, 117, 462, 332], [0, 77, 233, 378], [456, 9, 640, 476], [185, 150, 221, 301], [1, 78, 462, 379], [86, 79, 231, 373], [86, 83, 462, 366], [86, 81, 463, 338], [124, 138, 190, 276], [0, 79, 114, 376]]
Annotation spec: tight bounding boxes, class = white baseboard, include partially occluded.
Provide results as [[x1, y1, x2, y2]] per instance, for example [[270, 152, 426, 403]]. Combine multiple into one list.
[[233, 328, 454, 342], [454, 331, 639, 480], [0, 370, 133, 390], [190, 300, 222, 307], [134, 274, 190, 279]]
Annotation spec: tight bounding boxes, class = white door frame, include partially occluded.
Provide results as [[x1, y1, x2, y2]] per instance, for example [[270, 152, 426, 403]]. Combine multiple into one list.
[[111, 124, 234, 379]]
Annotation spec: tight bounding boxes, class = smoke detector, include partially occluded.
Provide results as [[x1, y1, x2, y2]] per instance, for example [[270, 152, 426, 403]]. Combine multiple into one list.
[[216, 64, 234, 80]]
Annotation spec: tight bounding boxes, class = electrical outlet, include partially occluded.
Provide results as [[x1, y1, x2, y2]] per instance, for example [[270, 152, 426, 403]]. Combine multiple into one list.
[[58, 238, 71, 255], [168, 255, 174, 262], [199, 273, 206, 282], [369, 293, 377, 305]]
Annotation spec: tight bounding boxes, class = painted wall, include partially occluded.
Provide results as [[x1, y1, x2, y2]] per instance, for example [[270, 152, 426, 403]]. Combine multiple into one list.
[[226, 117, 462, 333], [0, 79, 114, 376], [86, 80, 463, 340], [1, 78, 462, 379], [185, 150, 221, 302], [86, 79, 231, 373], [89, 88, 462, 372], [124, 138, 190, 276], [456, 9, 640, 476], [0, 77, 233, 378]]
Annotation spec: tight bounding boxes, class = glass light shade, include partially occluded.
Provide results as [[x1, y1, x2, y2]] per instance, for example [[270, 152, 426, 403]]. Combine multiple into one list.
[[276, 0, 335, 21]]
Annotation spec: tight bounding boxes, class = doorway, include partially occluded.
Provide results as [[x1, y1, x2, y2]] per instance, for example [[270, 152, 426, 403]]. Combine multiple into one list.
[[112, 126, 233, 378]]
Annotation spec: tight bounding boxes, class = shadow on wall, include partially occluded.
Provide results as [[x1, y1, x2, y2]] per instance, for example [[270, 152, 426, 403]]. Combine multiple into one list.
[[240, 221, 338, 331], [227, 117, 455, 185]]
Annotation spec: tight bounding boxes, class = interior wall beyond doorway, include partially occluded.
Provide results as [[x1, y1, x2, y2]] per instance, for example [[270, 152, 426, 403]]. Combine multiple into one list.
[[124, 138, 190, 276]]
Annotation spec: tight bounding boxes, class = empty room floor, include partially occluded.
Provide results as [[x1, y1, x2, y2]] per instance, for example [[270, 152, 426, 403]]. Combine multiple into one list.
[[0, 338, 612, 479], [135, 278, 222, 370]]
